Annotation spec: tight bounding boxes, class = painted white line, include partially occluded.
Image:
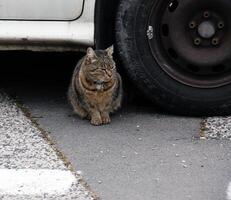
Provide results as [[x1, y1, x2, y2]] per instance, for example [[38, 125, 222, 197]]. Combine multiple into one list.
[[227, 182, 231, 200], [0, 169, 76, 195], [0, 93, 94, 199]]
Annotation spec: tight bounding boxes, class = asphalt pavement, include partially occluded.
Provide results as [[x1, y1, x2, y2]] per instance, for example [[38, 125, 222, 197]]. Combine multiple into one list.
[[1, 51, 231, 200], [3, 81, 231, 200]]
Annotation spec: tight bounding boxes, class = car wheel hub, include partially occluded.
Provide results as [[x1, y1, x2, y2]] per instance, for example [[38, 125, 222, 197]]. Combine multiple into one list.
[[148, 0, 231, 88], [197, 21, 215, 39]]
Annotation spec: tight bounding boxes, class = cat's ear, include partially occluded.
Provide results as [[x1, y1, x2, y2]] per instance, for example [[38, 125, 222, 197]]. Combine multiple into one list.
[[86, 47, 97, 64], [106, 45, 114, 58], [86, 47, 96, 59]]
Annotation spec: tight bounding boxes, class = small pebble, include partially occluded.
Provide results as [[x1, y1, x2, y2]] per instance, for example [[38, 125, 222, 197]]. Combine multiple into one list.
[[6, 134, 10, 139], [138, 138, 142, 141], [182, 160, 186, 163], [122, 155, 126, 158], [182, 164, 188, 168], [98, 180, 102, 184], [100, 151, 104, 154], [155, 178, 160, 182], [134, 152, 139, 155], [175, 154, 179, 157], [76, 170, 82, 175]]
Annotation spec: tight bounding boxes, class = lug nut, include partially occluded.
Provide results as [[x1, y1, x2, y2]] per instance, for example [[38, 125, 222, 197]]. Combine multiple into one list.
[[194, 38, 201, 46], [212, 38, 219, 46], [189, 21, 197, 29], [218, 21, 224, 29], [203, 11, 210, 18]]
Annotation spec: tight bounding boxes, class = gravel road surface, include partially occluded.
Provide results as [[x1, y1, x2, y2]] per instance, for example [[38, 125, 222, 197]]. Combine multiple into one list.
[[0, 91, 96, 200]]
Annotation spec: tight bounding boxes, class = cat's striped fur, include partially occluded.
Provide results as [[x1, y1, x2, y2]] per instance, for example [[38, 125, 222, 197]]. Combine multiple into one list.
[[68, 46, 122, 125]]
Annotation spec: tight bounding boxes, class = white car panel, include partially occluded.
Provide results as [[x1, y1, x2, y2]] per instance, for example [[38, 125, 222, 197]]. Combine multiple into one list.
[[0, 0, 84, 20], [0, 0, 95, 51]]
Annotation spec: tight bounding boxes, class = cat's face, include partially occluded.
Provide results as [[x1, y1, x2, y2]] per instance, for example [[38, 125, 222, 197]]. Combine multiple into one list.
[[83, 46, 116, 88]]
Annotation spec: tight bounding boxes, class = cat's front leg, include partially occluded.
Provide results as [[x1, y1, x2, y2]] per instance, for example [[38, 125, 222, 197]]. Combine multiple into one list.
[[100, 112, 111, 124], [90, 110, 102, 126], [73, 105, 88, 119]]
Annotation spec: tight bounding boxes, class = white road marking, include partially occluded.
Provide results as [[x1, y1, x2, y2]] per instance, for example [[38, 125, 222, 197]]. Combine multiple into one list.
[[227, 182, 231, 200], [0, 91, 95, 199], [0, 169, 76, 195]]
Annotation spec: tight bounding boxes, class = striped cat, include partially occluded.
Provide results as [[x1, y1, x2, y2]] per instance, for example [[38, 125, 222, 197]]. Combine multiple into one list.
[[68, 46, 122, 125]]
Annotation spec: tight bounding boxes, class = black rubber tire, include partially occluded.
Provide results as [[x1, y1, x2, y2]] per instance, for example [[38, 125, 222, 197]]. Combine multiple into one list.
[[115, 0, 231, 116]]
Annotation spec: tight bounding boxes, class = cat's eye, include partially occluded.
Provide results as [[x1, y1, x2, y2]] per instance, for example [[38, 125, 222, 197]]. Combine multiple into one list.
[[90, 68, 97, 72]]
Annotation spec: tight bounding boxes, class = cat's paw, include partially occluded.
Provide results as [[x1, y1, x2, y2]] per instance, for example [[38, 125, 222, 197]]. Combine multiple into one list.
[[90, 117, 102, 126], [101, 115, 111, 124]]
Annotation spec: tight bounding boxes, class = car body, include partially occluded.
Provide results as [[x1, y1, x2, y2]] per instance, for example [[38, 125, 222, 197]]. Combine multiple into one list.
[[0, 0, 96, 51]]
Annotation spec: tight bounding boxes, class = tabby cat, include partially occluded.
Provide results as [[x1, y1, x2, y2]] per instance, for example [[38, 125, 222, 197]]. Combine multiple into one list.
[[68, 46, 122, 126]]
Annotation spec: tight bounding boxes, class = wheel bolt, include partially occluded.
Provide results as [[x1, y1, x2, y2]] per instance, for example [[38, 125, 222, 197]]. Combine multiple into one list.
[[212, 38, 219, 46], [194, 38, 201, 46], [189, 21, 197, 29], [218, 21, 224, 29], [203, 11, 210, 18]]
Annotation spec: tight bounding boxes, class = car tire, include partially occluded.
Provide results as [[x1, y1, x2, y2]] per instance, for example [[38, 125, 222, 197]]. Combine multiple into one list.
[[116, 0, 231, 116]]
